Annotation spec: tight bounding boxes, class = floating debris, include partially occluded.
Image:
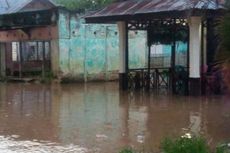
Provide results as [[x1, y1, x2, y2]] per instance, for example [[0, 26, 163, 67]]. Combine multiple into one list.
[[181, 133, 192, 139], [96, 134, 108, 141], [137, 134, 145, 144]]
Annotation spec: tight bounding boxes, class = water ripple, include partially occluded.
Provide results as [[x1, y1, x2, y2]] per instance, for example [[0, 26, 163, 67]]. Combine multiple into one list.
[[0, 136, 88, 153]]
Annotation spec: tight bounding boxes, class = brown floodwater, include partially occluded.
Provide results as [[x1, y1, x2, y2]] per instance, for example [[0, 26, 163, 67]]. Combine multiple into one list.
[[0, 82, 230, 153]]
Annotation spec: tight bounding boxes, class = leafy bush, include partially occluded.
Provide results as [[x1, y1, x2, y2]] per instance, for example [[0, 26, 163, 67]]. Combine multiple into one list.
[[119, 148, 134, 153], [217, 1, 230, 91], [216, 144, 230, 153], [217, 0, 230, 59], [161, 137, 209, 153]]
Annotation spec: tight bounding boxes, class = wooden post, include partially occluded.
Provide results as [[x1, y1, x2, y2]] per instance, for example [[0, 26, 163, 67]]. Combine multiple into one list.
[[0, 43, 6, 78], [48, 41, 51, 70], [147, 42, 151, 90], [19, 42, 22, 78], [201, 21, 206, 95], [117, 21, 129, 90], [171, 21, 176, 94], [36, 41, 39, 60], [185, 27, 190, 96], [125, 22, 129, 77], [42, 41, 46, 79]]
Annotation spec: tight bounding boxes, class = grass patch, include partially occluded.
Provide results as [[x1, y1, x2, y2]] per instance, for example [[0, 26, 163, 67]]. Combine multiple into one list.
[[216, 144, 230, 153], [119, 148, 134, 153], [161, 137, 209, 153], [119, 137, 230, 153]]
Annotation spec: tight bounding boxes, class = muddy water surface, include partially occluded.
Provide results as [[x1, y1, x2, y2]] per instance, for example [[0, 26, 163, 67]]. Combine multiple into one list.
[[0, 82, 230, 153]]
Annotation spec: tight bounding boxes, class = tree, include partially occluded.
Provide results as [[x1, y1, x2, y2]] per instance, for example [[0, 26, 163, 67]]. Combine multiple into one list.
[[54, 0, 115, 12], [217, 0, 230, 91]]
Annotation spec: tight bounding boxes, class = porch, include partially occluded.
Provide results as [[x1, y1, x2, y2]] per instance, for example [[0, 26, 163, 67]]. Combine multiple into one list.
[[85, 0, 225, 95], [4, 41, 51, 78], [0, 9, 58, 79]]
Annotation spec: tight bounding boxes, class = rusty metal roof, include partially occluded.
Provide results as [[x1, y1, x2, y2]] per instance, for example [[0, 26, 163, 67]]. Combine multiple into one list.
[[0, 0, 58, 15], [85, 0, 225, 23]]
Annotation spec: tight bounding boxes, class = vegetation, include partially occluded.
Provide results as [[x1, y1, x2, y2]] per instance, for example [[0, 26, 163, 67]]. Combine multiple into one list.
[[119, 136, 230, 153], [218, 2, 230, 60], [54, 0, 115, 12], [217, 0, 230, 91], [216, 144, 230, 153], [119, 148, 134, 153], [161, 137, 209, 153]]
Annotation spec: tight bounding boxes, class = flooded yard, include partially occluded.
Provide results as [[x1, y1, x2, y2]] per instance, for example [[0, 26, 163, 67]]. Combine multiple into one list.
[[0, 82, 229, 153]]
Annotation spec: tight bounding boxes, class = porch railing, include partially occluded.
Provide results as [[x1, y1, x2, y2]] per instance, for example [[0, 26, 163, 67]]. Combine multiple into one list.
[[128, 66, 189, 95], [128, 67, 171, 90]]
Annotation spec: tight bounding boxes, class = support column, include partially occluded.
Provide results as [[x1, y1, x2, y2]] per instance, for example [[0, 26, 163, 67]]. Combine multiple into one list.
[[201, 22, 206, 95], [146, 44, 151, 90], [117, 21, 128, 90], [0, 43, 6, 78], [42, 41, 46, 79], [171, 23, 176, 94], [19, 42, 23, 78], [50, 40, 59, 78], [189, 17, 202, 96]]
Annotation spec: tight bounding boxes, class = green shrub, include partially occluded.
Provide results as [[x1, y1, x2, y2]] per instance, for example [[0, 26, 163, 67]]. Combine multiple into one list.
[[216, 144, 230, 153], [161, 137, 209, 153], [119, 148, 134, 153]]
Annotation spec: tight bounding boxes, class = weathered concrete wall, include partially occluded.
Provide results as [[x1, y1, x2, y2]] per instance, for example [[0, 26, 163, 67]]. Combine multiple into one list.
[[128, 31, 148, 69], [58, 10, 147, 82]]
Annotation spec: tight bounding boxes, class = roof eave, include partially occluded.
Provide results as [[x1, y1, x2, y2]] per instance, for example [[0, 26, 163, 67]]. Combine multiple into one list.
[[85, 9, 226, 23]]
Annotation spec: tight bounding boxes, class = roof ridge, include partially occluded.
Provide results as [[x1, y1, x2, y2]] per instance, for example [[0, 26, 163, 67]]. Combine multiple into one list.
[[1, 0, 58, 15]]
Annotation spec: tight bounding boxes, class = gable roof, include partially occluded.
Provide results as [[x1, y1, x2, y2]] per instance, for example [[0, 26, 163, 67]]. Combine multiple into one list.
[[0, 0, 58, 15], [85, 0, 225, 23]]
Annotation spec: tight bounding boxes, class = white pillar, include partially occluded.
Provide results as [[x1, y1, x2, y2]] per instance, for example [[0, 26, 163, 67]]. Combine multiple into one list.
[[188, 17, 202, 95], [189, 17, 202, 78], [117, 21, 127, 74]]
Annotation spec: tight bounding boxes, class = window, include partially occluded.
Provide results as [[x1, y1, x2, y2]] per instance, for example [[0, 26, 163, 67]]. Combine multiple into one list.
[[12, 42, 20, 62], [12, 41, 50, 62], [45, 42, 50, 60], [150, 44, 163, 56], [21, 41, 50, 62], [27, 42, 37, 61], [150, 44, 171, 68], [38, 42, 43, 60]]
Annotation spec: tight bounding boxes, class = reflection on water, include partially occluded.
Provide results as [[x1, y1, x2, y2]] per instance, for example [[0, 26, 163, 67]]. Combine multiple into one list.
[[0, 82, 230, 152]]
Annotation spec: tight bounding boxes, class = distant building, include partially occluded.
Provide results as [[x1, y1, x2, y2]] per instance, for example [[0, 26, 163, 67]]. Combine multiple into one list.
[[0, 0, 147, 81]]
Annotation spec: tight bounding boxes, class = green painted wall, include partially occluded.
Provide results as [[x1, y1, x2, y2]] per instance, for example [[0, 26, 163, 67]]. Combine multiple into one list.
[[58, 10, 147, 81]]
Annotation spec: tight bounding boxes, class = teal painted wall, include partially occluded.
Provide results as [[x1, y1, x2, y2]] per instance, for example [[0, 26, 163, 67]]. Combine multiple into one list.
[[58, 10, 147, 81]]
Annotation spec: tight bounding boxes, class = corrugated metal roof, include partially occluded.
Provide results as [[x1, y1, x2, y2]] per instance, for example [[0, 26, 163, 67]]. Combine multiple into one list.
[[0, 0, 58, 15], [0, 0, 23, 14], [85, 0, 225, 22]]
